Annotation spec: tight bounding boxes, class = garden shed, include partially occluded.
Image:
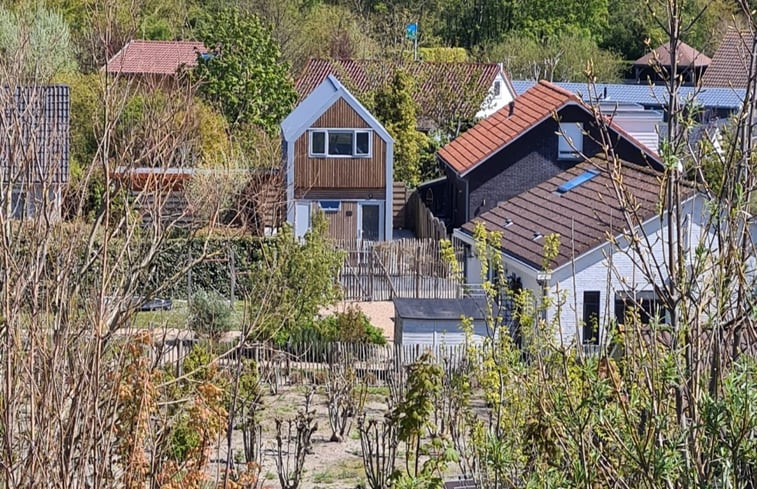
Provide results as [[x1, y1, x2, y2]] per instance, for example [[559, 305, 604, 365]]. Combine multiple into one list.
[[393, 297, 507, 347]]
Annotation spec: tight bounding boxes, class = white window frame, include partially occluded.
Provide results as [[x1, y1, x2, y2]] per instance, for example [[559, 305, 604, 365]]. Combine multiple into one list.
[[354, 130, 372, 157], [558, 122, 584, 160], [309, 130, 327, 157], [307, 129, 373, 158]]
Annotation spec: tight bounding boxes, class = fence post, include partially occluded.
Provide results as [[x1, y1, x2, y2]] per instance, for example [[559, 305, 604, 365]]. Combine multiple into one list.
[[229, 246, 236, 304], [415, 246, 420, 298]]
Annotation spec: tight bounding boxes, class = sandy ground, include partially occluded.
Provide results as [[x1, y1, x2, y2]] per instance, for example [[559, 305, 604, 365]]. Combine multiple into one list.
[[212, 384, 391, 489], [320, 301, 396, 342]]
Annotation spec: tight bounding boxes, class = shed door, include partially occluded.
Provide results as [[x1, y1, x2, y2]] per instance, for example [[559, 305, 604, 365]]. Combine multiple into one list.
[[295, 202, 310, 238]]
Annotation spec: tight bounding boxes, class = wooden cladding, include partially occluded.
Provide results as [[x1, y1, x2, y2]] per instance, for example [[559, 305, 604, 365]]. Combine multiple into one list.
[[314, 201, 358, 241], [311, 98, 370, 128], [294, 132, 386, 189]]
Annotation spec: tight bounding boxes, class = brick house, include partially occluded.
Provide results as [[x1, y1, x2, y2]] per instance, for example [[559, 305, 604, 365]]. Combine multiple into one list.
[[440, 81, 710, 347]]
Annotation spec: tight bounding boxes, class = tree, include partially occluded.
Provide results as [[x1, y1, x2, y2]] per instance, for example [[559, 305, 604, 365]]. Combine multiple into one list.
[[0, 4, 77, 81], [372, 70, 430, 187], [194, 8, 296, 135]]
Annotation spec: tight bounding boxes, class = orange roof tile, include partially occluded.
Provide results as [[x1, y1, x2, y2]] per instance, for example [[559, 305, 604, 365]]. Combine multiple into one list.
[[438, 81, 578, 174]]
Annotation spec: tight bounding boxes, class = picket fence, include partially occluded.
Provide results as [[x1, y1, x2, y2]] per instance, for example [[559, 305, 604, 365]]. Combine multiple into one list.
[[155, 339, 474, 386], [333, 238, 466, 301]]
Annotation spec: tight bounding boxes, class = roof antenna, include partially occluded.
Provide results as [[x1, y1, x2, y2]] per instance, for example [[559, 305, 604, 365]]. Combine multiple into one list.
[[508, 101, 515, 116]]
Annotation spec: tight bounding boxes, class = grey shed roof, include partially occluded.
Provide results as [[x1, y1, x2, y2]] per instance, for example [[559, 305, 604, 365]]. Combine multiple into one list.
[[393, 298, 499, 321], [511, 80, 745, 110]]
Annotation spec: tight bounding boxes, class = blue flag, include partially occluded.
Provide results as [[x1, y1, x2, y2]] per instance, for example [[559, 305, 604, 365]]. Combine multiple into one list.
[[406, 23, 418, 40]]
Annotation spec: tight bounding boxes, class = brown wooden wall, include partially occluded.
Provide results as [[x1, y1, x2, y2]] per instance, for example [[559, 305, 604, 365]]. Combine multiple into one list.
[[293, 97, 387, 190], [313, 201, 358, 241]]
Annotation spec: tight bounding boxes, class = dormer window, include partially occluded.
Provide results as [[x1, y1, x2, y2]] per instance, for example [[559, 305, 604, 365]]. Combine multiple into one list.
[[309, 129, 372, 158], [558, 122, 583, 160]]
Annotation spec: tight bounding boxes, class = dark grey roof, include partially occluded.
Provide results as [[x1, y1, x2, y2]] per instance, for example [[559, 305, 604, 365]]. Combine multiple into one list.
[[1, 84, 70, 184], [393, 297, 497, 321], [511, 80, 745, 110]]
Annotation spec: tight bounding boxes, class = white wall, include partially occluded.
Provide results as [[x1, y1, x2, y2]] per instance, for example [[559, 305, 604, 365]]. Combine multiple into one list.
[[476, 73, 515, 119]]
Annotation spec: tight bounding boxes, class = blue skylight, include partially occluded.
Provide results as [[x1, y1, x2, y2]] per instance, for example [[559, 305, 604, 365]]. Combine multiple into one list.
[[557, 170, 600, 193]]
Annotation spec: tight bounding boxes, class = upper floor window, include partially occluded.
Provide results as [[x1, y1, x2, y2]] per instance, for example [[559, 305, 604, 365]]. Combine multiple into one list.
[[558, 122, 583, 160], [493, 80, 501, 97], [309, 129, 372, 158]]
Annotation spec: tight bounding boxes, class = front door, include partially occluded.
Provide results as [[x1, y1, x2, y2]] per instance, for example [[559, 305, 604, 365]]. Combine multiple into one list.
[[359, 203, 381, 241]]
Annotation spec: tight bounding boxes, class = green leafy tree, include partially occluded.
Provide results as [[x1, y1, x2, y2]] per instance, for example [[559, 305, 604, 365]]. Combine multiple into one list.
[[194, 8, 296, 134], [0, 4, 77, 81], [248, 212, 345, 343], [372, 70, 430, 187]]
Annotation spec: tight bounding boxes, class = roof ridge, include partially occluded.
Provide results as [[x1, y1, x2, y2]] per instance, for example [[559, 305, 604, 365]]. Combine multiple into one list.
[[537, 79, 581, 101], [306, 57, 499, 67]]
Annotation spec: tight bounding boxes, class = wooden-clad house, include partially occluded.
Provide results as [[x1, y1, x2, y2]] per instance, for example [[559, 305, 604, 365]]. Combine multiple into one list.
[[281, 75, 394, 242]]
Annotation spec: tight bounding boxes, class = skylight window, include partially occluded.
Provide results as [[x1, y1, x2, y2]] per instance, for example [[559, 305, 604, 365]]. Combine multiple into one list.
[[557, 170, 599, 193]]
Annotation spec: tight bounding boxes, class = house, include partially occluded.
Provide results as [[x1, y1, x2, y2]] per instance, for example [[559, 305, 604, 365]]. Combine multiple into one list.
[[452, 158, 708, 347], [1, 85, 70, 221], [295, 58, 515, 129], [632, 41, 711, 85], [701, 29, 752, 88], [434, 80, 657, 230], [105, 40, 207, 83], [281, 75, 394, 241], [393, 297, 510, 347]]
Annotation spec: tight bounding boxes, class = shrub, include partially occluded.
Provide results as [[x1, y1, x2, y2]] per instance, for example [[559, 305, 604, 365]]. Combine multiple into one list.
[[188, 290, 234, 339], [288, 304, 386, 345]]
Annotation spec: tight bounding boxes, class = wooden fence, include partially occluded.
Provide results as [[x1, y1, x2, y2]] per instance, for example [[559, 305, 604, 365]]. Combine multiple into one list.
[[392, 181, 412, 228], [333, 238, 465, 301], [407, 191, 448, 241], [155, 339, 473, 387]]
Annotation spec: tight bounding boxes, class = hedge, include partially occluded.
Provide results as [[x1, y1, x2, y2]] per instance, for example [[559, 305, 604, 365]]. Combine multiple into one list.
[[148, 236, 266, 298]]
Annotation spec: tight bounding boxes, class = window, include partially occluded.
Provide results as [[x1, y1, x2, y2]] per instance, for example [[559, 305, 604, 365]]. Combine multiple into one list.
[[355, 131, 371, 156], [308, 129, 373, 158], [310, 131, 326, 156], [328, 131, 353, 156], [582, 291, 600, 344], [318, 201, 341, 213], [558, 122, 583, 160], [493, 81, 501, 97], [614, 292, 667, 326]]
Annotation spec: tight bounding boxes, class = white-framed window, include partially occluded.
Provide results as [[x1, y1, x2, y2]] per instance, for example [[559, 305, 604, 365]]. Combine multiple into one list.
[[309, 130, 326, 156], [558, 122, 583, 160], [308, 129, 373, 158], [493, 80, 501, 97]]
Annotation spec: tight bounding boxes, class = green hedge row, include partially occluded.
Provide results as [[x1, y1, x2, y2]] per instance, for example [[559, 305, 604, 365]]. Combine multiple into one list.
[[148, 236, 266, 298]]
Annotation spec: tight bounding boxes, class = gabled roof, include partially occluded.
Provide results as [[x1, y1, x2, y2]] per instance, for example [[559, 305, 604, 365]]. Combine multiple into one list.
[[460, 158, 695, 270], [437, 81, 579, 174], [281, 74, 392, 143], [439, 80, 661, 176], [295, 58, 511, 123], [106, 40, 207, 76], [701, 29, 753, 88], [633, 41, 711, 68]]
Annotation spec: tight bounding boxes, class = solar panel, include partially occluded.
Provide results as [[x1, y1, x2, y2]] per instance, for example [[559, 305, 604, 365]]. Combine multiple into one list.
[[557, 169, 599, 193]]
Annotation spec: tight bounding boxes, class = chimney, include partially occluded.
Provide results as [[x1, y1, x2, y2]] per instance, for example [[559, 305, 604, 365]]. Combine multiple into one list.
[[508, 101, 515, 116], [603, 87, 608, 100]]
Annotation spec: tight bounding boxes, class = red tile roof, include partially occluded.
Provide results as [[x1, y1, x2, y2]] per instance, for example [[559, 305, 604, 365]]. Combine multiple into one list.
[[633, 41, 711, 68], [462, 158, 694, 269], [106, 40, 207, 76], [701, 29, 752, 88], [437, 80, 579, 174], [295, 58, 509, 123]]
